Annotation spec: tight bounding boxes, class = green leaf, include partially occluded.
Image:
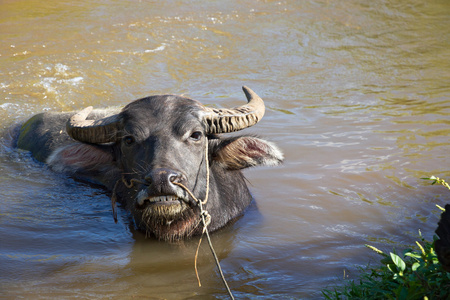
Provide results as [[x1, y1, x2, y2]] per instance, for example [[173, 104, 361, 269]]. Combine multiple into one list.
[[412, 262, 420, 271], [436, 204, 445, 212], [365, 244, 386, 256], [387, 263, 396, 273], [404, 252, 421, 261], [381, 257, 393, 265], [416, 241, 426, 256], [390, 253, 406, 272]]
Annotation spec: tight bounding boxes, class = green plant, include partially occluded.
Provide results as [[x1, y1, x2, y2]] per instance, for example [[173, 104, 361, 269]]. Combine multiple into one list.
[[323, 232, 450, 300], [421, 176, 450, 191], [322, 176, 450, 299]]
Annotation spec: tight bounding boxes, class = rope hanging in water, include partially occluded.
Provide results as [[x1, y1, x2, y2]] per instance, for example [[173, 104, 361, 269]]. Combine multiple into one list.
[[110, 140, 235, 300], [173, 140, 235, 300]]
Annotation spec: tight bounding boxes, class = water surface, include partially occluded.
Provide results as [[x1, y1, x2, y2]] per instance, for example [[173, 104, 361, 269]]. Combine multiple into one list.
[[1, 0, 449, 298]]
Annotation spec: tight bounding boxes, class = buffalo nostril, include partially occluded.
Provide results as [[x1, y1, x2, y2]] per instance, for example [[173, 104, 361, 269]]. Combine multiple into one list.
[[145, 168, 184, 188], [169, 174, 177, 183]]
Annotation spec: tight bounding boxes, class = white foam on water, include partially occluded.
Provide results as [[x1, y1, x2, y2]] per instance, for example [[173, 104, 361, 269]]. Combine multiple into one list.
[[144, 44, 166, 53]]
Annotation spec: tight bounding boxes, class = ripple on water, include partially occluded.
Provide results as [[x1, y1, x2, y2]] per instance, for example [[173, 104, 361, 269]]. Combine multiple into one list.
[[1, 0, 449, 298]]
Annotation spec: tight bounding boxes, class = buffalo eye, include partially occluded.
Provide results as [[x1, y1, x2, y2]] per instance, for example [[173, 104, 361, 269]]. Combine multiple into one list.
[[123, 136, 135, 146], [190, 131, 203, 141]]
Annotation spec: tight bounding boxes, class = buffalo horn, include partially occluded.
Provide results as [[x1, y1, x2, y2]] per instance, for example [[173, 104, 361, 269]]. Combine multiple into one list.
[[202, 86, 265, 134], [66, 106, 121, 144]]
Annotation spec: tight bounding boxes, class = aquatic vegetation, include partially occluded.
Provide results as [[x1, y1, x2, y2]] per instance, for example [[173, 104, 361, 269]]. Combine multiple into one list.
[[322, 177, 450, 300]]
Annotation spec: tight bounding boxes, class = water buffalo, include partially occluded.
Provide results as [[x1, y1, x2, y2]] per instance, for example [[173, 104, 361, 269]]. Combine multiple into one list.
[[16, 86, 283, 241]]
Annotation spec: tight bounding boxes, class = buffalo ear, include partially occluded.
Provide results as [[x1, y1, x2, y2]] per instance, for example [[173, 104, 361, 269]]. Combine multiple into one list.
[[211, 136, 283, 170], [46, 144, 120, 188]]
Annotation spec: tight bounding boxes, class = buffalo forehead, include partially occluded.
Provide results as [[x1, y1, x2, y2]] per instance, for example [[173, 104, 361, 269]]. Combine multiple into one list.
[[122, 95, 204, 138]]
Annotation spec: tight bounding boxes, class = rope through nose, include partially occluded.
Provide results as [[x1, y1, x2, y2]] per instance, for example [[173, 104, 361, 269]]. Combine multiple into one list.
[[173, 140, 234, 300], [110, 138, 233, 299], [111, 176, 148, 223]]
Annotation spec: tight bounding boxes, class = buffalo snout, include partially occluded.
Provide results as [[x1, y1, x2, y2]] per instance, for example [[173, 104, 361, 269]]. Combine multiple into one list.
[[144, 168, 187, 197]]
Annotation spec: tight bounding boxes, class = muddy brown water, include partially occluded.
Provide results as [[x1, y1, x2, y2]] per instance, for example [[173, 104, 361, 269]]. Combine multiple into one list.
[[1, 0, 449, 299]]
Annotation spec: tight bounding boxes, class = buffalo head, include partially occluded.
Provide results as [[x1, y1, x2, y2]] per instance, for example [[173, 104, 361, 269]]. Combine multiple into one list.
[[38, 87, 283, 241]]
